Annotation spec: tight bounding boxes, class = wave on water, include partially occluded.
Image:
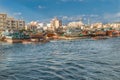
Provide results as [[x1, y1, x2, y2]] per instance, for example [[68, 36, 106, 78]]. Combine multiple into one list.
[[0, 38, 120, 80]]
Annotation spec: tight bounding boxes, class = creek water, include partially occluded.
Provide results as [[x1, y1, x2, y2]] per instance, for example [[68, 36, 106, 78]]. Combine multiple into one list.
[[0, 37, 120, 80]]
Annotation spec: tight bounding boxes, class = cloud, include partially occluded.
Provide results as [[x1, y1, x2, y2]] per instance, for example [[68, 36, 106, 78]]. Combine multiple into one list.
[[12, 12, 25, 20], [38, 5, 45, 9], [89, 14, 99, 17], [60, 12, 120, 24], [103, 12, 120, 22], [61, 16, 80, 21], [13, 12, 22, 16], [112, 12, 120, 18], [103, 12, 120, 20], [58, 14, 108, 24], [61, 14, 99, 20]]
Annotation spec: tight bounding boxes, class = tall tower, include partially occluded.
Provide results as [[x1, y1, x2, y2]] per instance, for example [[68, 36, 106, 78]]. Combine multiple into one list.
[[50, 17, 62, 30], [88, 18, 90, 25]]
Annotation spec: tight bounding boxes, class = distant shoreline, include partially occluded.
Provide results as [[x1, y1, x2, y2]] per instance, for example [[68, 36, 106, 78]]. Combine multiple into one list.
[[0, 36, 119, 44]]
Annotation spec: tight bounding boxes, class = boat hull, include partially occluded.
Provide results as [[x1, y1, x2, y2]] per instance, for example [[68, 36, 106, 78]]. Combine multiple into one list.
[[5, 38, 22, 43]]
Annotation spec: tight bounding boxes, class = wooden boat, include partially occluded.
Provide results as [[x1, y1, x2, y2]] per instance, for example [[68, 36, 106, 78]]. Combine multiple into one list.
[[92, 36, 109, 40]]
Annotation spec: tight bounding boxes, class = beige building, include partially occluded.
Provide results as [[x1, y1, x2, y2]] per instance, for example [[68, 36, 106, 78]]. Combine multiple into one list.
[[17, 20, 25, 30], [0, 13, 7, 30], [110, 22, 120, 29], [0, 13, 25, 30], [27, 21, 38, 31], [6, 18, 25, 30], [67, 21, 85, 30], [6, 18, 16, 29], [50, 17, 62, 30], [68, 21, 84, 28], [90, 23, 103, 29]]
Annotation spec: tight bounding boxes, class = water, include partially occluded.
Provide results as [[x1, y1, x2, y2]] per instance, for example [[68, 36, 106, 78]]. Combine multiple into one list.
[[0, 37, 120, 80]]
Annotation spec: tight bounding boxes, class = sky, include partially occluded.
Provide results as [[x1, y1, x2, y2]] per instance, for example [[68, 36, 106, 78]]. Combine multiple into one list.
[[0, 0, 120, 24]]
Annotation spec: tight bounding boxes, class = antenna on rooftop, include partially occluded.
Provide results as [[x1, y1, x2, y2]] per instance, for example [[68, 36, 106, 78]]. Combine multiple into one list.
[[88, 18, 90, 25]]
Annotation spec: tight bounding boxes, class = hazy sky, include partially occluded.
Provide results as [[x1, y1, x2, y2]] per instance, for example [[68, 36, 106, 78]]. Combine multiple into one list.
[[0, 0, 120, 23]]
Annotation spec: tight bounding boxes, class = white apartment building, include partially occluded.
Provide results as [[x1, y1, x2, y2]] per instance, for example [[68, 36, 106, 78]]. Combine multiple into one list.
[[0, 13, 25, 30]]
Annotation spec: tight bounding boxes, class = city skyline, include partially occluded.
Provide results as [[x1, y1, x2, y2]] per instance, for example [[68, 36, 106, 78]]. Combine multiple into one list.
[[0, 0, 120, 23]]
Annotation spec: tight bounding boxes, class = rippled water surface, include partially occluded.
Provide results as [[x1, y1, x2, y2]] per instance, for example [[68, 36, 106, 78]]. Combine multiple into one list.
[[0, 38, 120, 80]]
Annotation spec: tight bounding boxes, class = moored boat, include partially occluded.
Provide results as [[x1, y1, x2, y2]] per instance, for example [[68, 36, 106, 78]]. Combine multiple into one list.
[[1, 30, 30, 43]]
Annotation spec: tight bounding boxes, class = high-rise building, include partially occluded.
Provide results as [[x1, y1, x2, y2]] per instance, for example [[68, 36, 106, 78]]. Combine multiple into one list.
[[17, 20, 25, 30], [6, 17, 16, 29], [0, 13, 25, 30], [6, 18, 25, 30], [0, 13, 7, 30], [50, 17, 62, 30]]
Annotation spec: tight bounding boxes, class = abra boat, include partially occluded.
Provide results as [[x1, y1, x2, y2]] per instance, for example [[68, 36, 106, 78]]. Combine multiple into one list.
[[2, 30, 30, 43]]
